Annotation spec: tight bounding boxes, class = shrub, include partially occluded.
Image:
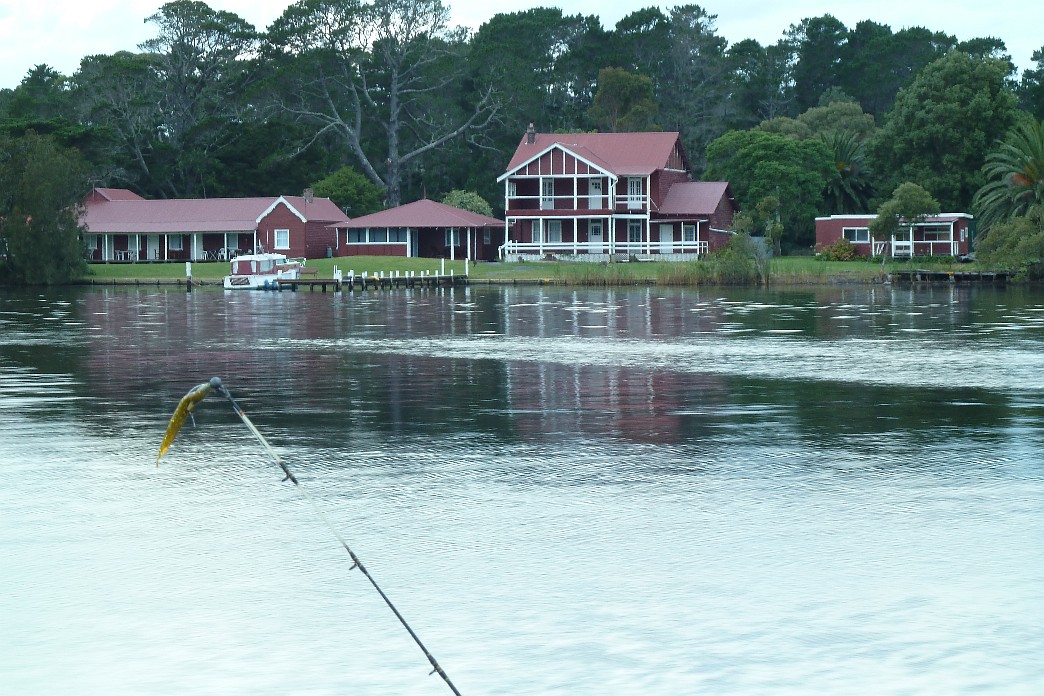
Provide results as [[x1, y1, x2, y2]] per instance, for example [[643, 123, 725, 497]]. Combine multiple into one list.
[[819, 238, 858, 261]]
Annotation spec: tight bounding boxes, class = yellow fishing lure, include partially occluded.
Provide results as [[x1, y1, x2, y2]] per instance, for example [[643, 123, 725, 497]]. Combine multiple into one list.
[[156, 381, 214, 464]]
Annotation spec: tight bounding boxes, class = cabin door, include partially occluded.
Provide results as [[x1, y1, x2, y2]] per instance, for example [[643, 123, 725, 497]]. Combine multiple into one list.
[[589, 179, 603, 209], [659, 224, 674, 254], [146, 235, 161, 261], [588, 220, 603, 253]]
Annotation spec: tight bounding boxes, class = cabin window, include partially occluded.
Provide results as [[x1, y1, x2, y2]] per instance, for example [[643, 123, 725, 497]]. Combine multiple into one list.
[[546, 220, 562, 244], [169, 235, 183, 251], [348, 230, 365, 243], [508, 181, 517, 198], [370, 229, 389, 243], [843, 227, 870, 243], [920, 225, 949, 241], [84, 235, 99, 250], [445, 229, 460, 246], [483, 229, 491, 244], [683, 224, 696, 243], [388, 228, 407, 243], [628, 220, 643, 244], [274, 229, 290, 249]]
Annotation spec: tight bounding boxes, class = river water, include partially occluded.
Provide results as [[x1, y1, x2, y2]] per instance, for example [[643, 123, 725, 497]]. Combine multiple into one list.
[[1, 283, 1042, 695]]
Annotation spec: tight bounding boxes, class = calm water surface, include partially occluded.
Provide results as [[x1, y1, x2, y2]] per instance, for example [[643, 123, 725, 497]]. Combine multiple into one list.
[[1, 283, 1042, 695]]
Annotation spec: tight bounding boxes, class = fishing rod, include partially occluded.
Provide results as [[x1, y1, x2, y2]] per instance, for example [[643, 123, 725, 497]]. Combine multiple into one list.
[[157, 376, 461, 696]]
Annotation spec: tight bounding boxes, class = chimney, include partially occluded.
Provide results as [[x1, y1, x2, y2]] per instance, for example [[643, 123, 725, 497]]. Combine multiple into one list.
[[303, 188, 314, 203], [526, 123, 536, 144]]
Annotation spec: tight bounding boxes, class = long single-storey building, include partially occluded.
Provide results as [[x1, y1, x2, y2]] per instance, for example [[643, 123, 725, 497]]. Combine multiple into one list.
[[82, 188, 349, 262], [816, 213, 975, 258], [344, 198, 504, 261]]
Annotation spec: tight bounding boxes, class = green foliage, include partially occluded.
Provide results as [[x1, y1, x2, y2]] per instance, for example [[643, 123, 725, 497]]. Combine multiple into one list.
[[869, 182, 941, 241], [587, 67, 658, 132], [819, 238, 858, 261], [1018, 47, 1044, 119], [820, 130, 873, 213], [441, 189, 494, 217], [312, 166, 385, 217], [703, 232, 767, 284], [0, 131, 89, 285], [972, 117, 1044, 235], [868, 52, 1019, 212], [705, 129, 833, 250], [975, 207, 1044, 278]]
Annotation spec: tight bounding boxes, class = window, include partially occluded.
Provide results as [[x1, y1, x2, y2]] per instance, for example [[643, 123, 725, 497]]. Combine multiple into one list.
[[274, 229, 290, 249], [370, 229, 388, 243], [169, 235, 183, 251], [842, 227, 870, 243], [628, 220, 643, 244], [348, 230, 365, 244], [531, 219, 541, 241], [683, 224, 696, 243], [389, 228, 407, 243], [483, 229, 491, 244], [84, 235, 99, 250], [508, 181, 517, 198], [546, 220, 562, 243], [445, 229, 460, 246], [920, 225, 949, 241]]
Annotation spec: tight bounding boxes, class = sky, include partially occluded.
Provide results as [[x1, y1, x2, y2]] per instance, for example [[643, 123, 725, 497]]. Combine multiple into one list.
[[0, 0, 1038, 91]]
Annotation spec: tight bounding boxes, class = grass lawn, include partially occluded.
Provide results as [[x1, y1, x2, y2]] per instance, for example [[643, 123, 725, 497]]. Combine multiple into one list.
[[82, 255, 982, 285]]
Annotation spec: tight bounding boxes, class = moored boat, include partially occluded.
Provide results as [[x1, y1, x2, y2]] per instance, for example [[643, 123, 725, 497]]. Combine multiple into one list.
[[223, 253, 305, 289]]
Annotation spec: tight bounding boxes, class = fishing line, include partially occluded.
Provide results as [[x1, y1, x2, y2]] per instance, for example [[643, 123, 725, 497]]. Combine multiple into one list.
[[158, 377, 461, 696]]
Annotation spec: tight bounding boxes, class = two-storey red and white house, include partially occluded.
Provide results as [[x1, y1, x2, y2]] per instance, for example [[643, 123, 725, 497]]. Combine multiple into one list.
[[497, 127, 736, 261]]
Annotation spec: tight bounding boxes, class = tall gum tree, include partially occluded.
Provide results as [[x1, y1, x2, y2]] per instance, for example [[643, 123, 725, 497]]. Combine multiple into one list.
[[264, 0, 498, 208]]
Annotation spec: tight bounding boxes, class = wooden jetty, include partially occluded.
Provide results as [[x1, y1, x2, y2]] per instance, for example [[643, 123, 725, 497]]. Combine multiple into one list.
[[273, 272, 468, 292], [888, 270, 1008, 285]]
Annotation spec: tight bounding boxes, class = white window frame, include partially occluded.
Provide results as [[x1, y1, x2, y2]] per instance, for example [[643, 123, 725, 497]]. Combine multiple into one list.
[[842, 227, 870, 243], [546, 220, 562, 244], [169, 235, 184, 251], [683, 224, 696, 243], [628, 220, 643, 244], [274, 228, 290, 249], [445, 229, 460, 246]]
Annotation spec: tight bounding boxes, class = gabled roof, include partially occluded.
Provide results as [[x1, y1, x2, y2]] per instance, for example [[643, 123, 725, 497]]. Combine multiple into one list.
[[502, 131, 689, 178], [659, 181, 733, 216], [89, 187, 145, 202], [82, 189, 349, 234], [346, 198, 502, 229]]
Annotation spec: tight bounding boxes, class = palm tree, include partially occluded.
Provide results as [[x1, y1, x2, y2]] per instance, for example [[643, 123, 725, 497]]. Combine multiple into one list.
[[973, 118, 1044, 233], [820, 130, 873, 214]]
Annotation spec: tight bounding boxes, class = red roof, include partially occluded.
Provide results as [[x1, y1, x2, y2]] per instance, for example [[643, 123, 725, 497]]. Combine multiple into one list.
[[503, 131, 687, 177], [347, 198, 502, 229], [82, 190, 349, 234], [659, 181, 733, 216]]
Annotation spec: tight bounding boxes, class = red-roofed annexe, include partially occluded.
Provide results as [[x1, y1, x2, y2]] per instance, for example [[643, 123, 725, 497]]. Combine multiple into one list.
[[82, 188, 349, 262], [498, 126, 737, 260], [345, 198, 503, 261]]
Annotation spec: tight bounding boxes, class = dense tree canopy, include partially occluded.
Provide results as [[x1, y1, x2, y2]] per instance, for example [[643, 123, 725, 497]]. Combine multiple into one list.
[[868, 52, 1019, 212], [0, 131, 89, 285]]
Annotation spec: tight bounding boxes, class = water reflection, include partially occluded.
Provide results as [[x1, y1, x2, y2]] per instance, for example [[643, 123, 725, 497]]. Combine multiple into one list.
[[2, 284, 1044, 693]]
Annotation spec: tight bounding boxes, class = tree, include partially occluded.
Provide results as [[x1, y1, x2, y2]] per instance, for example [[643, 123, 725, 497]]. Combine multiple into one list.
[[704, 129, 833, 250], [587, 67, 658, 132], [975, 206, 1044, 277], [725, 38, 796, 128], [1018, 46, 1044, 119], [869, 182, 940, 263], [868, 52, 1018, 212], [0, 131, 89, 285], [442, 189, 493, 217], [788, 14, 848, 112], [311, 165, 386, 216], [265, 0, 498, 208], [820, 130, 874, 214], [972, 118, 1044, 235]]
